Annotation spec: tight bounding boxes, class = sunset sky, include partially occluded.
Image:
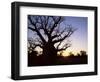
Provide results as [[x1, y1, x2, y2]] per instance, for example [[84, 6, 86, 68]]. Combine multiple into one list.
[[28, 16, 88, 56], [63, 16, 88, 56]]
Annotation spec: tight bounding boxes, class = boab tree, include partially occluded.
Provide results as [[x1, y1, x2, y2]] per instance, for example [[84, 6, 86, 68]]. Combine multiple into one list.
[[28, 15, 76, 62]]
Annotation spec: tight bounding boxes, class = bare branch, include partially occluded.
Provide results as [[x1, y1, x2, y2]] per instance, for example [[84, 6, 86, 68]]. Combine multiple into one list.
[[51, 26, 67, 40], [33, 44, 43, 49], [57, 43, 71, 51], [56, 41, 62, 49], [38, 16, 51, 38], [28, 16, 35, 26], [28, 27, 36, 31], [49, 16, 62, 34], [53, 26, 76, 44], [28, 38, 43, 51], [28, 16, 46, 43]]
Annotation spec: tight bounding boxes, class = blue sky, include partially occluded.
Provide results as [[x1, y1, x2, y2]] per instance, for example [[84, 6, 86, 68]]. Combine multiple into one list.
[[64, 16, 88, 54]]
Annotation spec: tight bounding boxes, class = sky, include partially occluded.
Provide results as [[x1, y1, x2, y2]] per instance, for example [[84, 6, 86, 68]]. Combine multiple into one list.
[[63, 16, 88, 55], [28, 16, 88, 56]]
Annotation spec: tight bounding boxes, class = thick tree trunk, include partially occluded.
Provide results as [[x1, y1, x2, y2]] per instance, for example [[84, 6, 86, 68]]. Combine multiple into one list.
[[42, 43, 57, 64]]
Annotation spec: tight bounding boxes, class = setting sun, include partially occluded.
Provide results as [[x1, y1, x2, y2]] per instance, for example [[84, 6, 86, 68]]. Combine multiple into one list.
[[57, 49, 86, 57]]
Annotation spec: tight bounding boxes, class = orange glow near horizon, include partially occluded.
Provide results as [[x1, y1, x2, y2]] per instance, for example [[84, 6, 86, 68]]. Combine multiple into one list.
[[57, 48, 87, 57], [57, 50, 74, 57]]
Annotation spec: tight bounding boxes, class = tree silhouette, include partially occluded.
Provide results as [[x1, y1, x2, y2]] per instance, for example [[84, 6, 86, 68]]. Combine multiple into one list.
[[28, 15, 76, 63], [69, 52, 74, 57], [80, 50, 87, 56]]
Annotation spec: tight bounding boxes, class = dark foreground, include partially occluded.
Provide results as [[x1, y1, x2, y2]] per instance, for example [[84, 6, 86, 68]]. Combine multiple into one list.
[[28, 54, 88, 66]]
